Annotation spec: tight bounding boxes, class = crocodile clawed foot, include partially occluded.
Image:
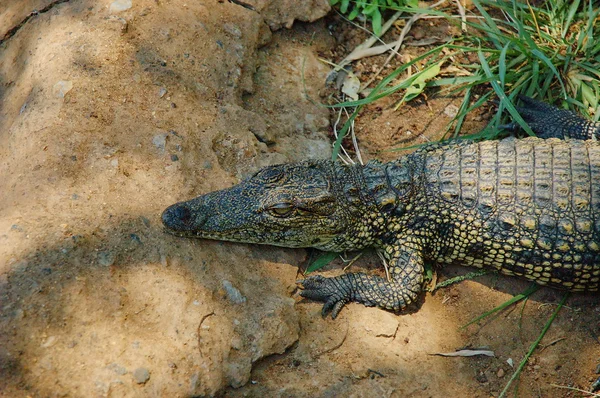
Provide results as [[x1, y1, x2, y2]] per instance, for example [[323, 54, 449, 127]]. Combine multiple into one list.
[[297, 275, 349, 319]]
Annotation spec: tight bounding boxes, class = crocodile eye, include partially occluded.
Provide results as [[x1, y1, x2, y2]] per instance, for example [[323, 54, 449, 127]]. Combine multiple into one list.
[[268, 203, 295, 217], [254, 167, 285, 184]]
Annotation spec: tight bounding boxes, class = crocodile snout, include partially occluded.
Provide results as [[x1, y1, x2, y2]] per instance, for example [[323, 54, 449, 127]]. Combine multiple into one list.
[[162, 202, 203, 232]]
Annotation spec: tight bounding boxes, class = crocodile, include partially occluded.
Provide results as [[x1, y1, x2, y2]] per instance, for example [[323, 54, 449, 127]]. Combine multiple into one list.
[[162, 97, 600, 318]]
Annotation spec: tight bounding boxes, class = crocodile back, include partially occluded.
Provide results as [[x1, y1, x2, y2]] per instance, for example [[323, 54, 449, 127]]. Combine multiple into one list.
[[417, 137, 600, 291]]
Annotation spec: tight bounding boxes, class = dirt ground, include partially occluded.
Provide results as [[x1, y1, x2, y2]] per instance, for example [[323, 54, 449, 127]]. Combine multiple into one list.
[[1, 1, 599, 397]]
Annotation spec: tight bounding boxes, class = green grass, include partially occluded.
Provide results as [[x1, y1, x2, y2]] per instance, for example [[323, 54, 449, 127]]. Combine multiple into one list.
[[331, 0, 600, 148], [330, 0, 418, 36]]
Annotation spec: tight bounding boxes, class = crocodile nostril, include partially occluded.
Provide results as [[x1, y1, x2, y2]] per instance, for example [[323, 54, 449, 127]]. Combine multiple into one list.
[[174, 206, 191, 225], [162, 204, 194, 231]]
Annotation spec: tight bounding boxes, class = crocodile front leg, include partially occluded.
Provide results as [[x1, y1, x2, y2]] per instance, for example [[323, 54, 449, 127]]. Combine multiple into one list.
[[298, 238, 425, 319]]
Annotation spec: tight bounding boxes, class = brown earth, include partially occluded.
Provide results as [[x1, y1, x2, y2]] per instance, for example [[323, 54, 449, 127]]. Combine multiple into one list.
[[0, 1, 599, 397]]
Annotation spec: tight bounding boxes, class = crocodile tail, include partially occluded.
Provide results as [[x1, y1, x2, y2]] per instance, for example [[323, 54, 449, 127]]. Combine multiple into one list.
[[516, 95, 600, 140]]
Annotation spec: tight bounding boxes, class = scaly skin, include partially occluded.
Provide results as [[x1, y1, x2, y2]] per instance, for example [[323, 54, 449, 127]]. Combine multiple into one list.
[[515, 95, 600, 140], [162, 98, 600, 318]]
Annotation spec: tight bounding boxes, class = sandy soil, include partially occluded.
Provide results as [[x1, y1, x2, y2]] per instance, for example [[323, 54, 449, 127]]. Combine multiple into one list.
[[1, 1, 599, 397]]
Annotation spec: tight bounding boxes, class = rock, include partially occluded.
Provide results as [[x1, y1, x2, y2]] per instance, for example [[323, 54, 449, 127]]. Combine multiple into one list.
[[108, 15, 128, 34], [190, 372, 201, 391], [223, 23, 242, 39], [497, 368, 505, 378], [277, 134, 331, 162], [107, 363, 128, 375], [97, 251, 115, 267], [226, 359, 252, 388], [110, 0, 132, 13], [444, 104, 459, 118], [160, 253, 169, 267], [0, 1, 325, 396], [304, 114, 330, 133], [158, 87, 167, 98], [140, 216, 150, 228], [243, 0, 331, 30], [41, 336, 57, 348], [133, 367, 150, 384], [222, 280, 246, 304], [152, 133, 168, 153], [475, 371, 488, 384], [53, 80, 73, 98], [220, 104, 273, 144]]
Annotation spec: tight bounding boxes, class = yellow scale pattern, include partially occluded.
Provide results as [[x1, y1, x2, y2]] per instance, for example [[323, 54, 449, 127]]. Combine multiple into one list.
[[415, 137, 600, 291]]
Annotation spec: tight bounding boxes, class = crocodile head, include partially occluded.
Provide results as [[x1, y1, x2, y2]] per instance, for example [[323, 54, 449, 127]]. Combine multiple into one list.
[[162, 160, 371, 251]]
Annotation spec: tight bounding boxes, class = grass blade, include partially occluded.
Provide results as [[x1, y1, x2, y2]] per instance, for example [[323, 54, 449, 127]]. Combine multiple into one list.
[[499, 293, 569, 398], [306, 251, 339, 273], [531, 48, 567, 98], [478, 50, 535, 136], [460, 284, 539, 330]]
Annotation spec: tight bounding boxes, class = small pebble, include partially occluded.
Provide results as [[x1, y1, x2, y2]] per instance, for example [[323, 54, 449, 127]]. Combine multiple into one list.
[[223, 23, 242, 38], [130, 233, 142, 244], [140, 216, 151, 228], [152, 133, 167, 153], [158, 87, 167, 98], [41, 336, 57, 348], [592, 376, 600, 392], [133, 367, 150, 384], [222, 280, 246, 304], [97, 251, 115, 267], [444, 104, 459, 118], [160, 254, 169, 267], [108, 363, 128, 375], [497, 368, 505, 378], [110, 0, 132, 13], [475, 371, 488, 384], [170, 154, 179, 162], [53, 80, 73, 98]]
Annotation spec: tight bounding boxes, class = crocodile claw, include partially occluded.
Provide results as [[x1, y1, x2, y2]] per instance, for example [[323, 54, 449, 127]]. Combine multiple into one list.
[[297, 275, 349, 319]]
